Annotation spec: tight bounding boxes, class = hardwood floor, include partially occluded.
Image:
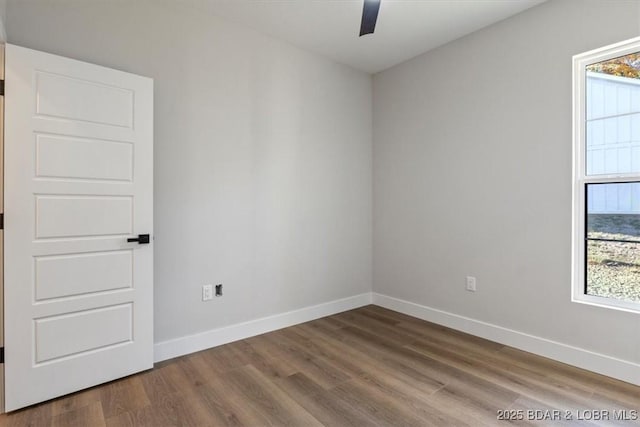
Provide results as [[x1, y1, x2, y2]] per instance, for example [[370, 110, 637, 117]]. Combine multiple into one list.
[[1, 305, 639, 426]]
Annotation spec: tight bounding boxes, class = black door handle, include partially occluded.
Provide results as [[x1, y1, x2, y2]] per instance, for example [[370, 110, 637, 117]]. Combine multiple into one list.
[[127, 234, 150, 244]]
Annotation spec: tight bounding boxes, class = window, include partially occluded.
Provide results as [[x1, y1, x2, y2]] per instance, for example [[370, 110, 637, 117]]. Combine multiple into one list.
[[573, 37, 640, 312]]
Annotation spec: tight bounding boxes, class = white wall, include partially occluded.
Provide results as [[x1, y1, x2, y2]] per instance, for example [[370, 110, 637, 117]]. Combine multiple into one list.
[[374, 0, 640, 371], [6, 0, 372, 344]]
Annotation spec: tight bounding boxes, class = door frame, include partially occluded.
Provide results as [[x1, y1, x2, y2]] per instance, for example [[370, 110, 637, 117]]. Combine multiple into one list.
[[0, 42, 5, 415]]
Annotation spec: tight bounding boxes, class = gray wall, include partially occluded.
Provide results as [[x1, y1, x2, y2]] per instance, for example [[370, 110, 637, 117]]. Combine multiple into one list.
[[374, 0, 640, 364], [6, 0, 372, 343], [0, 0, 6, 41]]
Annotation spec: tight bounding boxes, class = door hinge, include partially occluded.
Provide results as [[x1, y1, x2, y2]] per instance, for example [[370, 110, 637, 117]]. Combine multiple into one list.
[[0, 347, 4, 364], [0, 213, 3, 230], [0, 79, 5, 96]]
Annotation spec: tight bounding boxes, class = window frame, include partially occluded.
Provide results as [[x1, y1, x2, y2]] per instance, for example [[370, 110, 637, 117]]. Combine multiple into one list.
[[572, 36, 640, 313]]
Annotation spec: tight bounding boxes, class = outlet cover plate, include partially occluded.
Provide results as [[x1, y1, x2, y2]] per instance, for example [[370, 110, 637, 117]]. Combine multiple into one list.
[[466, 276, 476, 292], [203, 284, 214, 301]]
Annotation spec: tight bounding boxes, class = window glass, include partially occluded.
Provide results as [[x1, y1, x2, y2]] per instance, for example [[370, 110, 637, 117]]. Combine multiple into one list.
[[586, 182, 640, 303], [586, 53, 640, 176]]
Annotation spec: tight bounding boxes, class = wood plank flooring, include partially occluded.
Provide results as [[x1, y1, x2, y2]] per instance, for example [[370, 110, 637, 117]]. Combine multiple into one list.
[[1, 305, 639, 426]]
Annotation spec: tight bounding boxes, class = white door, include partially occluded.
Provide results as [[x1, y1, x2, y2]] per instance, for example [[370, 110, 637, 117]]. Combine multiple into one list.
[[4, 44, 153, 411]]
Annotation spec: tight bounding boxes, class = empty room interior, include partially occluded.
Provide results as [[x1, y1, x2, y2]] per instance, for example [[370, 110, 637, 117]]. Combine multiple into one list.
[[1, 0, 640, 425]]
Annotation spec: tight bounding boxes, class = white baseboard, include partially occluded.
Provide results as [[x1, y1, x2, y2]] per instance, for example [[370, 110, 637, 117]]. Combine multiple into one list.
[[154, 292, 373, 362], [372, 293, 640, 386]]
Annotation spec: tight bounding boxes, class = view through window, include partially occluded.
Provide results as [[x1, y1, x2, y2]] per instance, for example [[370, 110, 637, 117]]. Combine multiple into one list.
[[584, 52, 640, 304]]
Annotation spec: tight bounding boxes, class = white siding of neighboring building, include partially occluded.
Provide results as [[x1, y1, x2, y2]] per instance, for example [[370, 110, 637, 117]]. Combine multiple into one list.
[[586, 71, 640, 214]]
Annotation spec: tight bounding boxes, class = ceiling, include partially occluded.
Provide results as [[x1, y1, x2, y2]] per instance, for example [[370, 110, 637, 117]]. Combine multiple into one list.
[[182, 0, 547, 74]]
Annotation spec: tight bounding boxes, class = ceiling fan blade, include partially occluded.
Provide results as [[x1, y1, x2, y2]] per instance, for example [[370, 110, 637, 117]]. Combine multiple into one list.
[[359, 0, 381, 36]]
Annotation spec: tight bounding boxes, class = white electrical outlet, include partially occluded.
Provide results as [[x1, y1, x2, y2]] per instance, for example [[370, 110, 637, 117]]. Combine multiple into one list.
[[202, 284, 214, 301], [466, 276, 476, 292]]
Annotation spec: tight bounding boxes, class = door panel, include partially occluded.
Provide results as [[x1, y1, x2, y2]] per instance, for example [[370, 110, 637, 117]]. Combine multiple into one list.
[[34, 250, 133, 301], [35, 304, 133, 363], [35, 71, 134, 128], [35, 195, 133, 238], [4, 44, 153, 411], [35, 134, 134, 181]]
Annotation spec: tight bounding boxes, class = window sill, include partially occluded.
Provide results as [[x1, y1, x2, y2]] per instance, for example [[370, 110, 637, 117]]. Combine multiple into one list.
[[572, 293, 640, 314]]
